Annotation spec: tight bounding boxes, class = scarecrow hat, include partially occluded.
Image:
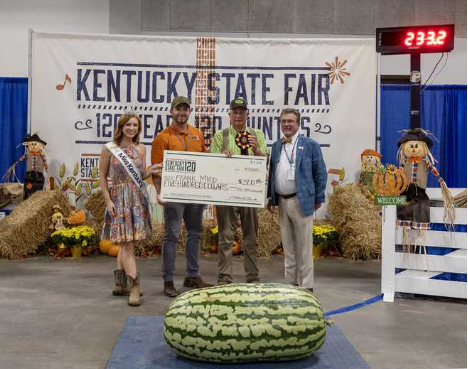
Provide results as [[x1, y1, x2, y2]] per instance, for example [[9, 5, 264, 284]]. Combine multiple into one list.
[[397, 128, 433, 149], [23, 133, 47, 146], [361, 149, 382, 158]]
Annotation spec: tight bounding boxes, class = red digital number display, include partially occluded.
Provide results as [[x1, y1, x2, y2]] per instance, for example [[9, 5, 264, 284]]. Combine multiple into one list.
[[404, 30, 447, 47], [376, 25, 454, 55]]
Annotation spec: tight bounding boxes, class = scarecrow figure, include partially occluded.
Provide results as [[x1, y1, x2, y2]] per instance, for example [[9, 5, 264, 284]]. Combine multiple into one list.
[[359, 149, 384, 197], [21, 133, 48, 199], [50, 205, 66, 231], [5, 133, 48, 200], [396, 128, 454, 246]]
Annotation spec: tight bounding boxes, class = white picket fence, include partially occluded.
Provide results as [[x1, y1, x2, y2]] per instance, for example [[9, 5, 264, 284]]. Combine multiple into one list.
[[381, 188, 467, 302]]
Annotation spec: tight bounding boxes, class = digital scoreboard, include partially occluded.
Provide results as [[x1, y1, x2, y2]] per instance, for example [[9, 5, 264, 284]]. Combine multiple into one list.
[[376, 24, 455, 55]]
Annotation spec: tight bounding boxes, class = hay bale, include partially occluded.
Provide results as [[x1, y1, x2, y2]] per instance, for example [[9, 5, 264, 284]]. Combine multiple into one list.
[[174, 210, 281, 258], [0, 190, 71, 259], [328, 184, 381, 260], [84, 196, 280, 259], [134, 221, 164, 257], [176, 209, 281, 259], [257, 209, 281, 258], [85, 190, 106, 229]]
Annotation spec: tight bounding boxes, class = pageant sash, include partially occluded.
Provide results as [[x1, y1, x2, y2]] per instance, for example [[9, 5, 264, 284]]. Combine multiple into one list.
[[105, 142, 149, 200]]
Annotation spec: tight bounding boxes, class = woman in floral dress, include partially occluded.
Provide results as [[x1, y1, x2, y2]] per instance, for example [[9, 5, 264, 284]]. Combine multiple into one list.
[[99, 112, 160, 306]]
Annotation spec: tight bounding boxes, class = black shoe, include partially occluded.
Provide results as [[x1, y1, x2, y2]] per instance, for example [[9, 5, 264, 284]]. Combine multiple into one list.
[[164, 281, 178, 297]]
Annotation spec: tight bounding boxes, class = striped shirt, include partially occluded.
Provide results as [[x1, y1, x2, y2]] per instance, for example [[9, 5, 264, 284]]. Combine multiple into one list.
[[20, 152, 48, 172], [210, 126, 268, 156]]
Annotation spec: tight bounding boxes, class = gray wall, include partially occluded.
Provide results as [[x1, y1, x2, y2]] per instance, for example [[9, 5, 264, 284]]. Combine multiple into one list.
[[111, 0, 467, 37]]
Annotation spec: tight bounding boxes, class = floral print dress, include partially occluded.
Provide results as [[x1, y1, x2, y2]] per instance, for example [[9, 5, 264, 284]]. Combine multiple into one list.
[[101, 145, 152, 243]]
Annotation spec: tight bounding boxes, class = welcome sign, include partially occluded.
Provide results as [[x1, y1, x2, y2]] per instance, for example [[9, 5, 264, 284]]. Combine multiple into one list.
[[30, 32, 376, 210]]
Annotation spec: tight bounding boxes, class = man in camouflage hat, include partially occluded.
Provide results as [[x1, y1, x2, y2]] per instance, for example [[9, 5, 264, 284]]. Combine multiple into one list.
[[210, 98, 268, 285]]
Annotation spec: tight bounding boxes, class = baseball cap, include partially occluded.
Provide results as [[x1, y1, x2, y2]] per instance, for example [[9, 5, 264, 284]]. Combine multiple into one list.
[[171, 96, 191, 109], [230, 98, 248, 110]]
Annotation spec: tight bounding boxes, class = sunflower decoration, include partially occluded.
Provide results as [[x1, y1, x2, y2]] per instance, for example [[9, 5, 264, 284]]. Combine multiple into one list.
[[235, 131, 251, 155], [326, 56, 351, 84], [386, 164, 398, 175]]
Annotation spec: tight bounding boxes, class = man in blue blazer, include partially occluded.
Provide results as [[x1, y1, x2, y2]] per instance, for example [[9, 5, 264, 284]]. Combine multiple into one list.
[[267, 108, 327, 292]]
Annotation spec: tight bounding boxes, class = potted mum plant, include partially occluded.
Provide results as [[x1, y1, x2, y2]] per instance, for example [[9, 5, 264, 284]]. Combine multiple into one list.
[[51, 225, 96, 259], [312, 224, 338, 259]]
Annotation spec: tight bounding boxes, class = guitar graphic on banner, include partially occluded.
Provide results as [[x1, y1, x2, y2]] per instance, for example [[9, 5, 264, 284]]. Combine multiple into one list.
[[195, 38, 216, 219]]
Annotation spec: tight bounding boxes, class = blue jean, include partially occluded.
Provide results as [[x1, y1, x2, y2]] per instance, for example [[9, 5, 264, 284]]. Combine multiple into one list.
[[162, 202, 205, 282]]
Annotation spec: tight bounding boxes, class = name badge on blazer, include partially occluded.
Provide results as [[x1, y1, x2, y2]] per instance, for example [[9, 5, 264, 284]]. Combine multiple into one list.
[[191, 136, 200, 140], [298, 146, 304, 150]]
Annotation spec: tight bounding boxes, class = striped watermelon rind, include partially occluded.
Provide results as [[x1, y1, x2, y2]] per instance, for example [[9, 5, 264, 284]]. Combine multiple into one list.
[[164, 283, 326, 363]]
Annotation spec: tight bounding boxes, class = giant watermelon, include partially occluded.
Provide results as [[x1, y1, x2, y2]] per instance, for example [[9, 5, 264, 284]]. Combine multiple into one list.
[[164, 283, 326, 363]]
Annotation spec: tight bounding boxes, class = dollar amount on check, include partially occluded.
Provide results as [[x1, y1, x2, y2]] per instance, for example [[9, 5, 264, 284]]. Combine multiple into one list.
[[160, 151, 268, 208]]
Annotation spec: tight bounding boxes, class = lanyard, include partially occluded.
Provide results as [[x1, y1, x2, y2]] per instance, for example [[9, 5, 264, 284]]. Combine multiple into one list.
[[172, 125, 190, 151], [176, 133, 190, 151], [282, 137, 298, 167]]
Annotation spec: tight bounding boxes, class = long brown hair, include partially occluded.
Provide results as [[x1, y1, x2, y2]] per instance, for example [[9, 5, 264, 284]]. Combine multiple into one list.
[[113, 113, 142, 145]]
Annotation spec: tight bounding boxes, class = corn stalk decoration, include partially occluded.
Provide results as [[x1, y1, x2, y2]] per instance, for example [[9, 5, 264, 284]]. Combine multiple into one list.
[[49, 163, 99, 203], [328, 168, 347, 192]]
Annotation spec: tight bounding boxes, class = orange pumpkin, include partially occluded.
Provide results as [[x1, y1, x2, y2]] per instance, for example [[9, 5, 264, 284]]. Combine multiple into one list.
[[99, 239, 113, 254], [108, 245, 121, 257], [68, 210, 86, 225], [233, 241, 242, 255]]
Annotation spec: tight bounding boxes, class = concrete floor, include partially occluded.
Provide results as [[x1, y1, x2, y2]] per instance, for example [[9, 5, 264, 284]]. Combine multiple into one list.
[[0, 254, 465, 369]]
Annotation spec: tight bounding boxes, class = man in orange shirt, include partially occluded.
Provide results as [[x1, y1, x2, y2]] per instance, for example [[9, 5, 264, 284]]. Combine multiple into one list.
[[151, 96, 213, 297]]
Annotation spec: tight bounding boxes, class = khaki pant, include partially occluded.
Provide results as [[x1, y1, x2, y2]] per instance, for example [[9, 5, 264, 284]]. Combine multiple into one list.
[[279, 196, 314, 288], [216, 205, 259, 283]]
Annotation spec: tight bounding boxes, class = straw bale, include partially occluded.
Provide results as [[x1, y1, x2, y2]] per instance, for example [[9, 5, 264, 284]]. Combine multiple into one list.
[[84, 195, 280, 258], [85, 190, 106, 229], [134, 221, 164, 256], [257, 209, 281, 258], [0, 190, 71, 259], [329, 184, 381, 260], [174, 209, 281, 259]]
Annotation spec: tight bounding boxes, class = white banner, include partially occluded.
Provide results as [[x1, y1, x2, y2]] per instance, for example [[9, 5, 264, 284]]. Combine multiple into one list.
[[30, 32, 376, 213]]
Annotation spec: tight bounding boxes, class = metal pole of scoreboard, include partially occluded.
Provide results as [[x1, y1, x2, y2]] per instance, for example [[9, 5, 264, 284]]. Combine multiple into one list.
[[410, 53, 421, 129]]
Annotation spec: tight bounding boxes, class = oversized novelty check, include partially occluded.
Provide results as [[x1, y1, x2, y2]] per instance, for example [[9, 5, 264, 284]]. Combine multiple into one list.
[[160, 151, 267, 208]]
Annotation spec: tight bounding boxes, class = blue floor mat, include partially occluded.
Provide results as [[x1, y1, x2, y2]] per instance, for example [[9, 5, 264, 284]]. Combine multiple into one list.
[[106, 316, 369, 369]]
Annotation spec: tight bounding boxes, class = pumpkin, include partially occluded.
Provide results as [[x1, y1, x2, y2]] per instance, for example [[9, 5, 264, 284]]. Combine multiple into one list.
[[99, 239, 114, 254], [68, 209, 86, 225], [232, 241, 242, 255], [108, 244, 120, 257]]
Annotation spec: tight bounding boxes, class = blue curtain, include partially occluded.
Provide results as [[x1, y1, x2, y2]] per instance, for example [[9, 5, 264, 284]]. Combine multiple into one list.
[[0, 78, 28, 183], [380, 84, 467, 188]]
